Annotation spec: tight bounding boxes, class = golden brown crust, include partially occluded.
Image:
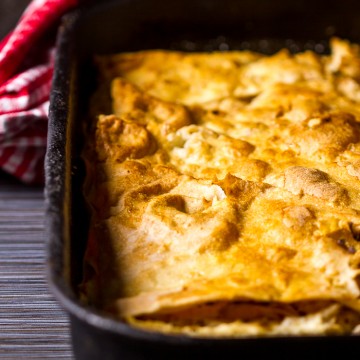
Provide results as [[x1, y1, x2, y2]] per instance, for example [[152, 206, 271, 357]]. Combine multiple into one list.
[[81, 38, 360, 336]]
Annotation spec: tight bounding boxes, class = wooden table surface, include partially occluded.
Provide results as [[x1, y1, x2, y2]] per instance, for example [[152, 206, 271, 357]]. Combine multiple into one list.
[[0, 171, 73, 359]]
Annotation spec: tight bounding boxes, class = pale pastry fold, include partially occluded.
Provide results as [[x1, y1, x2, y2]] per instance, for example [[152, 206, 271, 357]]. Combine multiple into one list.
[[81, 38, 360, 337]]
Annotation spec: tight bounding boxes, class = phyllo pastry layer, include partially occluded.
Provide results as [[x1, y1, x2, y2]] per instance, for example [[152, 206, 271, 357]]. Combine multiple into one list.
[[81, 38, 360, 336]]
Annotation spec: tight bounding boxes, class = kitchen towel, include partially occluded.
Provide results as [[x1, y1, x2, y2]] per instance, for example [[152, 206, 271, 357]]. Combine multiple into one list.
[[0, 0, 77, 184]]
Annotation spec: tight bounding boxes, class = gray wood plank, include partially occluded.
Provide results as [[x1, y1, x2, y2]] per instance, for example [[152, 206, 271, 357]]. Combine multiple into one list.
[[0, 174, 73, 359]]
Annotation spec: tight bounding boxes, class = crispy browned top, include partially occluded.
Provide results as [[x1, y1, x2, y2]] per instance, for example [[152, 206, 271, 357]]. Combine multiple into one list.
[[81, 38, 360, 336]]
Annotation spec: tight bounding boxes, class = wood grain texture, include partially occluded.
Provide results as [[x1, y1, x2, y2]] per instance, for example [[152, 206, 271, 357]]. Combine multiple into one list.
[[0, 174, 73, 359]]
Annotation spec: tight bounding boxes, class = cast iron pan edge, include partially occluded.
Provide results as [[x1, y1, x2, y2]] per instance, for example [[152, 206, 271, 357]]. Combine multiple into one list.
[[45, 1, 360, 358]]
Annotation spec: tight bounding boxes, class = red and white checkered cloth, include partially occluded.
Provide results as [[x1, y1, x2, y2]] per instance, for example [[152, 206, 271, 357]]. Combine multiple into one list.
[[0, 0, 77, 184]]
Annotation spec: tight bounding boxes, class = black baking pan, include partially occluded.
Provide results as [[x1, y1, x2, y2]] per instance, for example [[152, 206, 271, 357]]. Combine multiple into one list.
[[45, 0, 360, 359]]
